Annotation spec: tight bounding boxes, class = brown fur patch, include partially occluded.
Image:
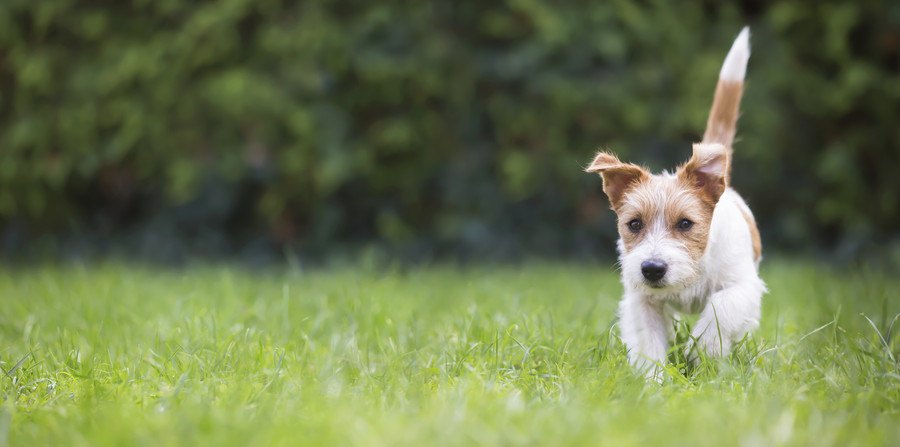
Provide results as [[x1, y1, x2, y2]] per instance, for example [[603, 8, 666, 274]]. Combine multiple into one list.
[[740, 207, 762, 262], [676, 143, 731, 203], [703, 80, 743, 149], [615, 176, 715, 262], [702, 81, 741, 186], [585, 152, 651, 211]]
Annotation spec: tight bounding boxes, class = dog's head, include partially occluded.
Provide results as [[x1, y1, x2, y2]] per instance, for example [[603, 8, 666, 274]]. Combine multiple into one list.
[[586, 143, 730, 294]]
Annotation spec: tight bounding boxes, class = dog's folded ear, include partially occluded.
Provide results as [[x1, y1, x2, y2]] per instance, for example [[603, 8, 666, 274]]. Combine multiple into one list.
[[586, 152, 650, 210], [677, 143, 731, 204]]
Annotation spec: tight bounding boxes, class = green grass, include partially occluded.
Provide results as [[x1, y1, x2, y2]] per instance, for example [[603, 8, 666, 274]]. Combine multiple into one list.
[[1, 260, 898, 446]]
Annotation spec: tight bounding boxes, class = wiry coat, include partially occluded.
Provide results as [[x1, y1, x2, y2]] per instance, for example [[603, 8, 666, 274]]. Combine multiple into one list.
[[586, 28, 765, 377]]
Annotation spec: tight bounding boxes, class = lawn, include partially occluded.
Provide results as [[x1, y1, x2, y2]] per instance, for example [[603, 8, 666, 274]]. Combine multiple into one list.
[[1, 260, 898, 446]]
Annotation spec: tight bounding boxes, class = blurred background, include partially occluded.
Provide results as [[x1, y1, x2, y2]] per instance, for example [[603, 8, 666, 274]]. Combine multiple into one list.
[[0, 0, 897, 265]]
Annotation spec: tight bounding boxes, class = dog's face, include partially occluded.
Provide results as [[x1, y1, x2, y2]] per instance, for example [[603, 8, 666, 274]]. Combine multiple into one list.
[[587, 143, 730, 294]]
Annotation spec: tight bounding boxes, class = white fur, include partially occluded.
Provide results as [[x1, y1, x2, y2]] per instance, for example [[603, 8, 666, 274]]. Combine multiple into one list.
[[617, 187, 765, 378], [719, 27, 750, 82]]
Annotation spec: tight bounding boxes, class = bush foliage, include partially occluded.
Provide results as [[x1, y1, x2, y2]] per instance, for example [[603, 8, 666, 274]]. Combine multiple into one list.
[[0, 0, 898, 261]]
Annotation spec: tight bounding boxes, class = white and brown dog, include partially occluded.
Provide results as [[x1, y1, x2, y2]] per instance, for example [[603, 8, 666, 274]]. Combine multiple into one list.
[[586, 28, 765, 375]]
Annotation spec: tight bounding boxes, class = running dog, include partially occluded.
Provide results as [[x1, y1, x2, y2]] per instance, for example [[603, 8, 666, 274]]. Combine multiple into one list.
[[586, 28, 765, 376]]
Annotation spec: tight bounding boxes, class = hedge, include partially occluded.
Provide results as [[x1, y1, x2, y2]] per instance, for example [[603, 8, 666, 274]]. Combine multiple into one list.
[[0, 0, 898, 262]]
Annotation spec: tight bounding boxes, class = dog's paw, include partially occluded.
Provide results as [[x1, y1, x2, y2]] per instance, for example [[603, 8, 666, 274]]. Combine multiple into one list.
[[690, 318, 733, 359]]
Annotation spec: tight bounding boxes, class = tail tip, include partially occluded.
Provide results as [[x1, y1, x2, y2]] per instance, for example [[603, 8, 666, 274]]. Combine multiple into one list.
[[719, 26, 751, 82]]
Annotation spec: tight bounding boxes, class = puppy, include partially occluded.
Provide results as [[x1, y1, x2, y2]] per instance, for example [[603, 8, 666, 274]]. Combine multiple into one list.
[[586, 28, 765, 376]]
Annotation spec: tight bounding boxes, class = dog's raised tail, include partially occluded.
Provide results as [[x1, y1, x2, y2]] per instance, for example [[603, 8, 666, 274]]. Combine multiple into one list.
[[702, 27, 750, 150]]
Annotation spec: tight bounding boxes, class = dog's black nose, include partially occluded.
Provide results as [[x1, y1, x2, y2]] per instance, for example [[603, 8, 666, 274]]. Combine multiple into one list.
[[641, 259, 667, 282]]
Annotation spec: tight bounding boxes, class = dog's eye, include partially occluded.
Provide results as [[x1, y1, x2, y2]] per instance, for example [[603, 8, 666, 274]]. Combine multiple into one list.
[[676, 219, 694, 231], [627, 219, 644, 232]]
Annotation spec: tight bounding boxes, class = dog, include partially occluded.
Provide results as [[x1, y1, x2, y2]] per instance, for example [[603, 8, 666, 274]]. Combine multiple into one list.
[[585, 27, 765, 377]]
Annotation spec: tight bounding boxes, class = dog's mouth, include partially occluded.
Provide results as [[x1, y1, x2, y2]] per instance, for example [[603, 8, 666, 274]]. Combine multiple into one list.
[[645, 280, 667, 289]]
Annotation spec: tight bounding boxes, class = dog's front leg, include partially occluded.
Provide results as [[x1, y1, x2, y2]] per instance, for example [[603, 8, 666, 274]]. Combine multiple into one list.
[[691, 279, 764, 358], [618, 291, 671, 377]]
